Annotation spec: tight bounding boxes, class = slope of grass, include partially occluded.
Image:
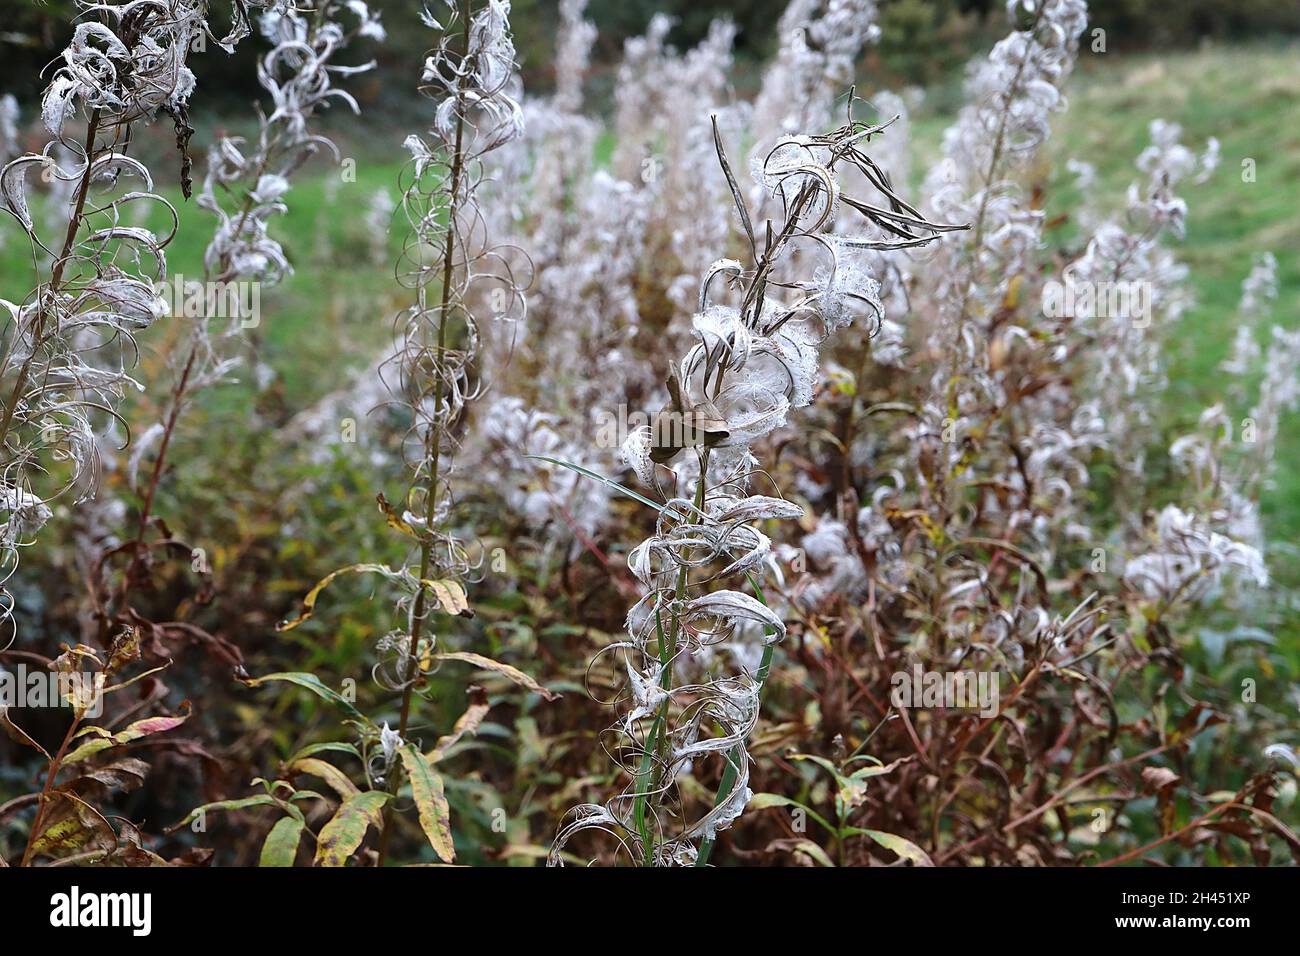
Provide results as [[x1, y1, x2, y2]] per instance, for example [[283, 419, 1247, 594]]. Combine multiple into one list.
[[910, 42, 1300, 544], [1054, 45, 1300, 539]]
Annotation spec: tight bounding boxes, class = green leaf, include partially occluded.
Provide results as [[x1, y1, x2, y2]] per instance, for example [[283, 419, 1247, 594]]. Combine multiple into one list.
[[525, 455, 676, 516], [241, 672, 368, 724], [789, 752, 847, 781], [288, 741, 363, 764], [398, 744, 455, 863], [168, 795, 280, 832], [259, 816, 304, 867], [314, 790, 389, 867], [747, 792, 801, 810], [748, 792, 835, 835], [848, 755, 911, 780]]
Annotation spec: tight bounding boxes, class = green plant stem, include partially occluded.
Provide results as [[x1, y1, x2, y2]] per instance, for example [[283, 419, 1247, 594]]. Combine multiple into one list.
[[633, 447, 710, 864], [695, 620, 774, 866]]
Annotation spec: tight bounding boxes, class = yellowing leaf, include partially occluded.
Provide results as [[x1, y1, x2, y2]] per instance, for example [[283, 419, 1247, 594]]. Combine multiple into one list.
[[857, 828, 934, 866], [789, 839, 835, 867], [291, 757, 383, 830], [314, 790, 388, 867], [29, 793, 113, 860], [432, 652, 559, 701], [398, 744, 454, 863], [423, 578, 473, 618], [1002, 273, 1024, 309], [376, 492, 419, 537], [426, 686, 490, 763], [277, 563, 392, 631]]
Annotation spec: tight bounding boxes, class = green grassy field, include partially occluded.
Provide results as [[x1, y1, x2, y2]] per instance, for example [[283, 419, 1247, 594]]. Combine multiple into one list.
[[916, 43, 1300, 542], [1067, 45, 1299, 541]]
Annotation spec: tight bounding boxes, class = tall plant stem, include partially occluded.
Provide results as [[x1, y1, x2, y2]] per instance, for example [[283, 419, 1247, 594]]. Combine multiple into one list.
[[950, 5, 1044, 354], [107, 176, 269, 636], [134, 348, 196, 541], [94, 344, 199, 646], [107, 12, 366, 632], [376, 0, 471, 868]]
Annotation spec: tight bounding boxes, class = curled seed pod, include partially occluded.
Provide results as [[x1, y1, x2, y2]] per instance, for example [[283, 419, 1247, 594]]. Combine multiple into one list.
[[0, 0, 282, 644]]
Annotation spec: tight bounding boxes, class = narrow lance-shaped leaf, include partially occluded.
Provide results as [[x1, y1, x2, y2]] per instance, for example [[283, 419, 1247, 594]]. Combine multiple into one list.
[[240, 672, 368, 724], [259, 816, 305, 867], [168, 795, 282, 833], [426, 685, 491, 763], [433, 651, 560, 702], [525, 455, 676, 516], [314, 790, 389, 867], [853, 827, 935, 866], [290, 758, 378, 825], [276, 563, 394, 631], [63, 706, 192, 766], [398, 744, 454, 863]]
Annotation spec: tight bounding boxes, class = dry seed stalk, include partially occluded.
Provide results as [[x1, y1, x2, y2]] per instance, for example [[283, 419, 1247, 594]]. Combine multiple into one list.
[[375, 0, 525, 865], [550, 104, 964, 866]]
